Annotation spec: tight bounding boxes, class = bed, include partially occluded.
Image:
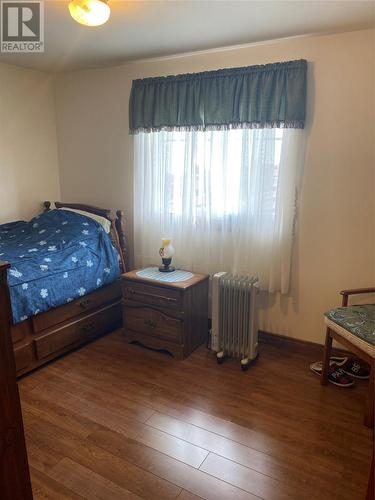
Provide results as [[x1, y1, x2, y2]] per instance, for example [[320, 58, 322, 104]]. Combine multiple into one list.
[[3, 201, 128, 376]]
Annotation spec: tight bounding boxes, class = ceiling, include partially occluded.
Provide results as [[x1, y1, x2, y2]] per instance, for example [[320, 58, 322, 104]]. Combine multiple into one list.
[[0, 0, 374, 72]]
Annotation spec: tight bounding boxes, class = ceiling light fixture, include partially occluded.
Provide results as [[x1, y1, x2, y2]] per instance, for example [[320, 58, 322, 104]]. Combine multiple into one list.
[[69, 0, 110, 27]]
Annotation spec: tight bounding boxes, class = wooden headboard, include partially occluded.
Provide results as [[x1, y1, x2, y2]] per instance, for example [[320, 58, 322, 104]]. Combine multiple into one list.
[[43, 201, 128, 273]]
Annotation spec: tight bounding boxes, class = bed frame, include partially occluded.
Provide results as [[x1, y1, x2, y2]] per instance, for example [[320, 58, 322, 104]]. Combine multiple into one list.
[[10, 201, 128, 376]]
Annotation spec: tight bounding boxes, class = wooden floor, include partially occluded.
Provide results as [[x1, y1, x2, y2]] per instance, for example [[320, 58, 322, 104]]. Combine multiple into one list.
[[18, 330, 372, 500]]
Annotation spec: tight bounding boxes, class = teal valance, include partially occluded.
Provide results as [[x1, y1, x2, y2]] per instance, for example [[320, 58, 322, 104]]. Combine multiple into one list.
[[129, 59, 307, 134]]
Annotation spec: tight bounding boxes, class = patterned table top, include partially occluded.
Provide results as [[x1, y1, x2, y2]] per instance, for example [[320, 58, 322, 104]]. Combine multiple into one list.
[[136, 267, 194, 283]]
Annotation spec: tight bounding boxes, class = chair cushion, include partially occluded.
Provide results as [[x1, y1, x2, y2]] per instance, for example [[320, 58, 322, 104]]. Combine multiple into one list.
[[325, 304, 375, 347]]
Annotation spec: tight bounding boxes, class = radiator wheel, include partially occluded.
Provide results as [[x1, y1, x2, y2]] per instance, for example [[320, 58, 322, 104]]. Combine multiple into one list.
[[241, 358, 250, 371], [216, 351, 225, 364]]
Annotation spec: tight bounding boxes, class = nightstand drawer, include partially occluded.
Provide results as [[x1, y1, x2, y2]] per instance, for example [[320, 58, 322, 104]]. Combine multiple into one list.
[[123, 281, 182, 309], [124, 306, 183, 343]]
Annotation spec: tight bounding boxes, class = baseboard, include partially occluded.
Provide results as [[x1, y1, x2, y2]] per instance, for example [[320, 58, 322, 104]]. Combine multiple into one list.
[[258, 330, 350, 357]]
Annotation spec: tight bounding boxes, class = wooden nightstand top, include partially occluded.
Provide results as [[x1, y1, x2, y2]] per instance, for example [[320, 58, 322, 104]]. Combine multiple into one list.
[[121, 268, 209, 290]]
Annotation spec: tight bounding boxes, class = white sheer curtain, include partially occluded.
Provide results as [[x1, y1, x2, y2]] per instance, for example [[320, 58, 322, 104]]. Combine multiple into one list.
[[133, 127, 303, 293]]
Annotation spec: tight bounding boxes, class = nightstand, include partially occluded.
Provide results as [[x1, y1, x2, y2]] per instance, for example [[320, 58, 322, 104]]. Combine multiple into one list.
[[122, 268, 209, 359]]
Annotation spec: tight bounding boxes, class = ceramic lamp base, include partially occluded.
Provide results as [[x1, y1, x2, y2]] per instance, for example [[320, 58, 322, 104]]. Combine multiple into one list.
[[159, 266, 176, 273], [159, 258, 175, 273]]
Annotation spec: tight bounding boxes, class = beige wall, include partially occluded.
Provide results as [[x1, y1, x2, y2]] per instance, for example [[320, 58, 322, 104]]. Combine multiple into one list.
[[54, 29, 374, 344], [0, 63, 60, 224]]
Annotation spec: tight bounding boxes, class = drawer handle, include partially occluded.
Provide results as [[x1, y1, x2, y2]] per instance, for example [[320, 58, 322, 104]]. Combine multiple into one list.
[[83, 324, 95, 332], [128, 288, 177, 303], [144, 319, 157, 328], [80, 299, 91, 309]]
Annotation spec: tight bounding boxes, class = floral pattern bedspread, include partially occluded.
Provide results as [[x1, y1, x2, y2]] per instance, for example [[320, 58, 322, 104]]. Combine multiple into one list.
[[0, 209, 120, 324]]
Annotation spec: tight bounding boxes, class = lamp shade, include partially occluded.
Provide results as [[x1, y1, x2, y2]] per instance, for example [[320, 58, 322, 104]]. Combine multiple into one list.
[[69, 0, 110, 26]]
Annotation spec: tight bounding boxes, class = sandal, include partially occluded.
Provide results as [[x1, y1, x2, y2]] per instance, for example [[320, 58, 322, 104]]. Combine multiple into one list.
[[341, 358, 370, 379], [310, 362, 355, 387]]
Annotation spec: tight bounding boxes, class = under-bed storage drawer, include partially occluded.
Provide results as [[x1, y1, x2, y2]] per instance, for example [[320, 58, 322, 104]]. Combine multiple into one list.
[[32, 280, 121, 332], [14, 342, 34, 372], [34, 301, 121, 360], [11, 320, 29, 345]]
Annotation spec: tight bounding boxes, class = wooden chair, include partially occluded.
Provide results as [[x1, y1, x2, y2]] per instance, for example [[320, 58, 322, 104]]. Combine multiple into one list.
[[321, 287, 375, 428]]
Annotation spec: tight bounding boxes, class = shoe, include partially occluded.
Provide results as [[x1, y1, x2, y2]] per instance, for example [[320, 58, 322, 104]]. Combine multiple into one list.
[[327, 365, 355, 387], [309, 356, 348, 374], [341, 358, 370, 379], [328, 356, 348, 366], [310, 362, 355, 387]]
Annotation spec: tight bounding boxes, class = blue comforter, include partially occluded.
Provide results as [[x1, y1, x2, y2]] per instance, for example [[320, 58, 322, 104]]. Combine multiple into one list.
[[0, 209, 120, 324]]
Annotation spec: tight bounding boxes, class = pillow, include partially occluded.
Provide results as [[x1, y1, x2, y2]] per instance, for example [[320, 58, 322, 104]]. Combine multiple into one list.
[[58, 208, 111, 234]]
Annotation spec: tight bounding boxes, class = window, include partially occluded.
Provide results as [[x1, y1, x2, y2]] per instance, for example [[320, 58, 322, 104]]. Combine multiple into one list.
[[162, 128, 283, 219], [134, 127, 303, 292]]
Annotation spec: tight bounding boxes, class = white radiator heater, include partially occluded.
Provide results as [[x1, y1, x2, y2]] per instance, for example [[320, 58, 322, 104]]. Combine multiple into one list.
[[211, 272, 259, 370]]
